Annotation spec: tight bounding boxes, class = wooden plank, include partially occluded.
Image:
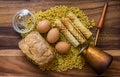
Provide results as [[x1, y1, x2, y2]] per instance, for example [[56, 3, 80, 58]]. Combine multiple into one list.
[[0, 0, 120, 76], [0, 50, 23, 56], [0, 0, 119, 27], [0, 49, 120, 76], [0, 49, 120, 57], [0, 0, 120, 50]]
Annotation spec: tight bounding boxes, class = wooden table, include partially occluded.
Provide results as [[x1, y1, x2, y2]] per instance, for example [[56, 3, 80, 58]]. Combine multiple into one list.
[[0, 0, 120, 76]]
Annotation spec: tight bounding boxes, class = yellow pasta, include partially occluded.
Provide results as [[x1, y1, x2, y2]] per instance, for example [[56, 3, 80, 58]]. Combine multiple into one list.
[[21, 6, 95, 72]]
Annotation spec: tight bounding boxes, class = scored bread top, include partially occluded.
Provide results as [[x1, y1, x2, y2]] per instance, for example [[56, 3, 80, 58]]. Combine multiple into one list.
[[19, 31, 55, 66]]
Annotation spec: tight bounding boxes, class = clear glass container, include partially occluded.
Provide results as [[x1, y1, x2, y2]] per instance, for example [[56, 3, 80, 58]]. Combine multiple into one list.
[[12, 9, 35, 34]]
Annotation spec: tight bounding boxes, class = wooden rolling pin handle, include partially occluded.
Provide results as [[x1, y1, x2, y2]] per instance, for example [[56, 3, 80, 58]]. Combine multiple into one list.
[[97, 2, 108, 29]]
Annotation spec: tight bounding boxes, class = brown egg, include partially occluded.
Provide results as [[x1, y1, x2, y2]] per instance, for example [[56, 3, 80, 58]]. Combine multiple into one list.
[[36, 20, 51, 33], [55, 42, 70, 54], [47, 28, 59, 43]]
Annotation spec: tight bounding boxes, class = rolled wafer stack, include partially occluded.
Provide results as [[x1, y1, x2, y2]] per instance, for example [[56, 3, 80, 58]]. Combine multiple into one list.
[[55, 19, 80, 47], [55, 12, 93, 47], [61, 17, 86, 44], [67, 12, 92, 39]]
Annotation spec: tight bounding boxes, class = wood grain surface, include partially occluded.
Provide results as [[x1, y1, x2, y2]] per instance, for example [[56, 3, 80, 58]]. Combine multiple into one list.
[[0, 0, 120, 77]]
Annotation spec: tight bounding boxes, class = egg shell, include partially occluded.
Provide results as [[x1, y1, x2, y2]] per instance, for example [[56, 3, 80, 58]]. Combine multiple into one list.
[[47, 28, 59, 43], [55, 42, 70, 54], [36, 20, 51, 33]]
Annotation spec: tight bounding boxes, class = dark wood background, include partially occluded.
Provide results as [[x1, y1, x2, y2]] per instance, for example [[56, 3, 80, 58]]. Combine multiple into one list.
[[0, 0, 120, 77]]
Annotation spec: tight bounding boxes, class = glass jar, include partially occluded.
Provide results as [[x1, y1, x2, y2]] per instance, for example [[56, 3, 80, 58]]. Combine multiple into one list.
[[12, 9, 35, 34]]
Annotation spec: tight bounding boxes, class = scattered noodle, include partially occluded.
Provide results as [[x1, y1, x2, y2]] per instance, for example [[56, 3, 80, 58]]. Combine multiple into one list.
[[21, 6, 95, 72]]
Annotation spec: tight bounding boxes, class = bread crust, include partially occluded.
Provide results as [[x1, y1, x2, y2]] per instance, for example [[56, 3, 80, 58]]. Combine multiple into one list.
[[19, 31, 55, 66]]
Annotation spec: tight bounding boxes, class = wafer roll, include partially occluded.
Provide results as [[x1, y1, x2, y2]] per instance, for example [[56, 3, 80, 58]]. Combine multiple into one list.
[[67, 12, 92, 39], [61, 17, 86, 44], [55, 19, 80, 47]]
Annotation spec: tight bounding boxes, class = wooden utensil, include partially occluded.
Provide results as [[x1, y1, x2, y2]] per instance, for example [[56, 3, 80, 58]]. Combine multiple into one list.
[[95, 2, 108, 45]]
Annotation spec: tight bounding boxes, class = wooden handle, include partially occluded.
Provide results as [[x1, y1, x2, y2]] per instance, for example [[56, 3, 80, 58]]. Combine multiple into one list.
[[97, 2, 108, 29]]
